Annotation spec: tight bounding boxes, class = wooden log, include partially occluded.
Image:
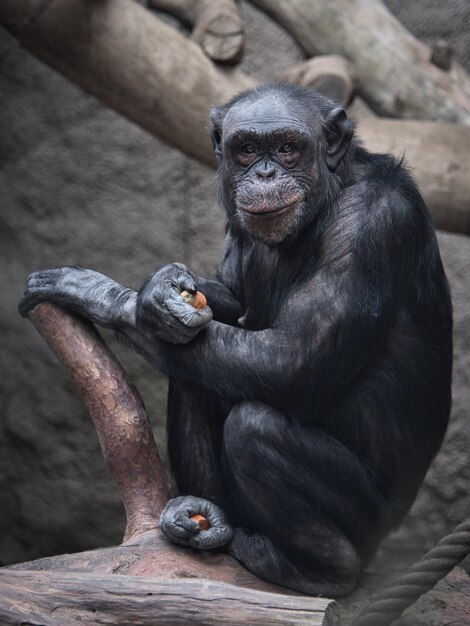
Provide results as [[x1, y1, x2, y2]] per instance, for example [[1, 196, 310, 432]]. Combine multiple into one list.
[[0, 0, 254, 167], [191, 0, 244, 64], [249, 0, 470, 125], [149, 0, 245, 64], [355, 119, 470, 234], [0, 570, 339, 626], [29, 303, 171, 542], [280, 55, 357, 107], [1, 0, 469, 234]]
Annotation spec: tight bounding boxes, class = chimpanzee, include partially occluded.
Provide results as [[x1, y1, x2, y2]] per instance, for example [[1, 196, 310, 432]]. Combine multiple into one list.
[[19, 83, 452, 596]]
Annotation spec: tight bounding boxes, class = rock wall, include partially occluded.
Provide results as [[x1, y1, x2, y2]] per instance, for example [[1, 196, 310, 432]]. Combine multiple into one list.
[[0, 0, 469, 568]]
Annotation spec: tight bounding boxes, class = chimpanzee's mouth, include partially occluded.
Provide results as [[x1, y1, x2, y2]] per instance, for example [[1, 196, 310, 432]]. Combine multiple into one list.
[[240, 201, 298, 219]]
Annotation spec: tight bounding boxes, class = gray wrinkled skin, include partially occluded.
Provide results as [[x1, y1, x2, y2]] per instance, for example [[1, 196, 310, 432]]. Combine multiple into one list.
[[159, 495, 233, 549]]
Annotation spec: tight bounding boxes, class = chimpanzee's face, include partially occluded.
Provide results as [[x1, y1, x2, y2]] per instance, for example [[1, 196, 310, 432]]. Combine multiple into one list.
[[212, 90, 352, 245], [217, 95, 323, 244]]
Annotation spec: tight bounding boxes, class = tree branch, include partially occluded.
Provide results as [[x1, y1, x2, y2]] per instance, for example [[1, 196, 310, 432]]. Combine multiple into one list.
[[29, 303, 171, 542]]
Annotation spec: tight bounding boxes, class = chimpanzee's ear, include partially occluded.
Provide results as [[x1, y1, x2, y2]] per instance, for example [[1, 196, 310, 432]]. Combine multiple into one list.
[[210, 106, 224, 164], [324, 107, 353, 171]]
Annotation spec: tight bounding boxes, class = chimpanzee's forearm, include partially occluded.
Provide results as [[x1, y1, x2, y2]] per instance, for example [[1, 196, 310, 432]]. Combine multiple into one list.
[[123, 321, 297, 406]]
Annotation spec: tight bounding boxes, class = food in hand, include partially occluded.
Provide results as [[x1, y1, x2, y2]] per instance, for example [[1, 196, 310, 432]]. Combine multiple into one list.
[[190, 514, 210, 531], [180, 290, 207, 309]]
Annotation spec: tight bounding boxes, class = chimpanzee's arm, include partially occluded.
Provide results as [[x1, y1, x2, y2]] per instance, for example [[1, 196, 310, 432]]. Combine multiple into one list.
[[18, 232, 242, 343], [128, 192, 420, 409], [19, 193, 420, 411]]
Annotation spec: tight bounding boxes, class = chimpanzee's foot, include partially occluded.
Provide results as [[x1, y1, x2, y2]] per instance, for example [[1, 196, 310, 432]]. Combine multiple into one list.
[[159, 495, 233, 549]]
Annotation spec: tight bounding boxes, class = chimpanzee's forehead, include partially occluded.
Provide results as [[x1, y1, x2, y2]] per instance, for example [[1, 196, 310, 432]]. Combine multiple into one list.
[[223, 93, 317, 133]]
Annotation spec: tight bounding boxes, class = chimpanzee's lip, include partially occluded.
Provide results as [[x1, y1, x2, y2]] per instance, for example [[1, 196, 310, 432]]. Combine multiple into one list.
[[240, 201, 298, 219]]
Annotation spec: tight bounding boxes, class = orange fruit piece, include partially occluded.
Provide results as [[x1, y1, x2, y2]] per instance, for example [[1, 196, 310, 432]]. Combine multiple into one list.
[[180, 290, 207, 309]]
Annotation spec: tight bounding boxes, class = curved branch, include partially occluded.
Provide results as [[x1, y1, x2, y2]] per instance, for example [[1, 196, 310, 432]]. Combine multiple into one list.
[[28, 303, 171, 542]]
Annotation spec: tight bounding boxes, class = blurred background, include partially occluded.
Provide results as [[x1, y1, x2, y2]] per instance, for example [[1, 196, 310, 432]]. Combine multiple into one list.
[[0, 0, 469, 573]]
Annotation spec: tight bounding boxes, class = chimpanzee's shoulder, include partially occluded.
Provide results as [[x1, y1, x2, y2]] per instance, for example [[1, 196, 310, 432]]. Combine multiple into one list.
[[347, 147, 431, 231], [353, 148, 422, 204]]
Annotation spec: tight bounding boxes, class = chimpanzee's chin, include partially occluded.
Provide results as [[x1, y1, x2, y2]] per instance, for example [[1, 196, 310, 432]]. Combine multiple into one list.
[[237, 207, 304, 245]]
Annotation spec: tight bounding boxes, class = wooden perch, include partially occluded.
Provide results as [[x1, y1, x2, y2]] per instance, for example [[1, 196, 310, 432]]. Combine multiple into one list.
[[250, 0, 470, 125], [1, 0, 469, 234], [0, 302, 338, 625], [28, 303, 171, 542], [150, 0, 245, 64], [0, 570, 339, 626]]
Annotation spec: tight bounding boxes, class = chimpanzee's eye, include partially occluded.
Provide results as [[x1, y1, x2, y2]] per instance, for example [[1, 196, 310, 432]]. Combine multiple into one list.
[[240, 143, 256, 155], [278, 142, 294, 154]]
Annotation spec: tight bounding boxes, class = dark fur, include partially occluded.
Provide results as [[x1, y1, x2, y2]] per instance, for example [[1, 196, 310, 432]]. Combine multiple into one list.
[[19, 84, 452, 596], [160, 84, 452, 592]]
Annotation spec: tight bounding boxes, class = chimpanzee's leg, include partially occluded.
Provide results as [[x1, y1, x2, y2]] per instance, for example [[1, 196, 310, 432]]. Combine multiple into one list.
[[167, 379, 234, 502], [223, 401, 385, 596]]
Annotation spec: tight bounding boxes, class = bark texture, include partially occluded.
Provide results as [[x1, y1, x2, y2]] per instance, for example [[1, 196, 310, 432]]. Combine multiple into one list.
[[250, 0, 470, 124], [29, 303, 171, 541], [0, 570, 339, 626], [150, 0, 245, 64]]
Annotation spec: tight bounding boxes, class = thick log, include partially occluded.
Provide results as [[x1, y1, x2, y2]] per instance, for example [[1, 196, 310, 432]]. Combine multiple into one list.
[[280, 55, 357, 107], [249, 0, 470, 125], [191, 0, 244, 64], [1, 0, 469, 234], [0, 570, 339, 626], [149, 0, 245, 64], [0, 0, 254, 167]]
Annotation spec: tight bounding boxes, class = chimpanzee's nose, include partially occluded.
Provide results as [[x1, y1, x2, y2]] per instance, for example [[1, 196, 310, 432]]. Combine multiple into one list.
[[255, 160, 276, 180]]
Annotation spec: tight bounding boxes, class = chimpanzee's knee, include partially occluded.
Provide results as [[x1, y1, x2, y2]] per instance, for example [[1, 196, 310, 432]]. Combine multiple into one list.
[[223, 401, 283, 459]]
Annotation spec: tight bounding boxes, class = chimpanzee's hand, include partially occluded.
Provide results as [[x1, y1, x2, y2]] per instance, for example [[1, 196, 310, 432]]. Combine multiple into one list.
[[136, 263, 212, 344], [18, 266, 136, 329], [159, 495, 233, 550]]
